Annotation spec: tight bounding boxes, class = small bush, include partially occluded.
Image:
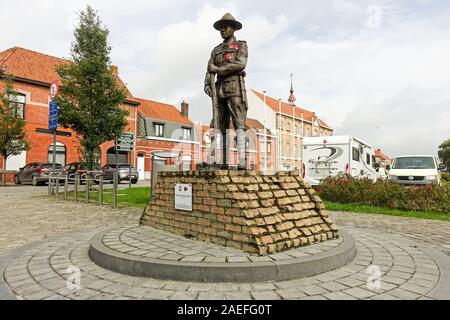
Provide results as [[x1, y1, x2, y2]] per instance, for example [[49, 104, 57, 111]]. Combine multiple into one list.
[[317, 174, 450, 213], [442, 173, 450, 182]]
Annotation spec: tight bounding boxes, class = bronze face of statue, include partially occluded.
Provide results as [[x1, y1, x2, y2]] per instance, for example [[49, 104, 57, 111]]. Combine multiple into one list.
[[205, 13, 248, 170]]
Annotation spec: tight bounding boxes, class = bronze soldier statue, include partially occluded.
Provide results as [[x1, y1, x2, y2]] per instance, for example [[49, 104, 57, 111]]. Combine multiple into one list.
[[205, 13, 248, 170]]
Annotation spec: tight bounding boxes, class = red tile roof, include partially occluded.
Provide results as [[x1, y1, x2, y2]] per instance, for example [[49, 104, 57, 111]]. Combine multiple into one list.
[[135, 97, 193, 125], [245, 118, 264, 130], [251, 89, 332, 129], [375, 149, 390, 160], [0, 46, 134, 100]]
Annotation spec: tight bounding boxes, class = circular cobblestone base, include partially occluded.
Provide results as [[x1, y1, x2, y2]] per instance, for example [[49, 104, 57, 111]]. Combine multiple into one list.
[[89, 226, 356, 283], [1, 226, 449, 300]]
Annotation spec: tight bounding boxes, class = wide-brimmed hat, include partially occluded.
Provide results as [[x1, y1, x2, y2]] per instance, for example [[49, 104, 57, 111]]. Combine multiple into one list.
[[213, 13, 242, 31]]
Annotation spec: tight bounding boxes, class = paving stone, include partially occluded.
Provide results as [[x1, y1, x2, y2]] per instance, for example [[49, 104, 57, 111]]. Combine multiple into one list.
[[382, 276, 408, 285], [227, 257, 251, 263], [343, 287, 376, 299], [251, 283, 277, 291], [298, 295, 328, 300], [301, 285, 330, 296], [323, 292, 357, 300], [224, 292, 253, 300], [318, 281, 349, 292], [169, 291, 199, 300], [399, 283, 433, 295], [163, 282, 190, 291], [198, 292, 225, 300], [336, 277, 366, 287], [370, 293, 401, 300], [143, 290, 173, 300], [122, 287, 149, 298], [250, 291, 281, 300], [276, 288, 307, 299], [180, 256, 206, 263], [388, 288, 422, 300], [188, 283, 216, 292]]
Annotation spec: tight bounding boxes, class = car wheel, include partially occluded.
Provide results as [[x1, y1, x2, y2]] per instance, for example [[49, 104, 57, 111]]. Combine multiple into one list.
[[14, 175, 21, 185], [131, 179, 138, 184], [32, 175, 39, 186]]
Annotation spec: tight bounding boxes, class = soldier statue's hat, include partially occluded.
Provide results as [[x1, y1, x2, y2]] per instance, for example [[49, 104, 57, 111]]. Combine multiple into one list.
[[213, 13, 242, 31]]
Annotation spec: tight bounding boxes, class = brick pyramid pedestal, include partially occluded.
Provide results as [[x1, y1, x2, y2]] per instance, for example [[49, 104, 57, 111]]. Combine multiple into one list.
[[140, 170, 339, 256]]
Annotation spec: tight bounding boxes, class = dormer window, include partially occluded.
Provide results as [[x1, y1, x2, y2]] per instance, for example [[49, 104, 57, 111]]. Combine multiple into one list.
[[154, 123, 164, 137], [183, 127, 191, 140]]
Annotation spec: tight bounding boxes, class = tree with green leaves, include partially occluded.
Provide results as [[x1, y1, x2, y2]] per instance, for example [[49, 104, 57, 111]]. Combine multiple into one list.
[[438, 139, 450, 170], [0, 74, 29, 172], [56, 5, 128, 170]]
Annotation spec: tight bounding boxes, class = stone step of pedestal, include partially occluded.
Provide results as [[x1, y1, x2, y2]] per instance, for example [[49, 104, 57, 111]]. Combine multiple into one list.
[[89, 226, 356, 283]]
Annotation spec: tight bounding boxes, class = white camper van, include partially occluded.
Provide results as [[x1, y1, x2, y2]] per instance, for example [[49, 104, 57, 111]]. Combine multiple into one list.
[[302, 135, 378, 186]]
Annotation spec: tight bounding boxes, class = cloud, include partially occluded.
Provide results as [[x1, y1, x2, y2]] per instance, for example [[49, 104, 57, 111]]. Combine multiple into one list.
[[1, 0, 449, 156], [336, 87, 450, 157]]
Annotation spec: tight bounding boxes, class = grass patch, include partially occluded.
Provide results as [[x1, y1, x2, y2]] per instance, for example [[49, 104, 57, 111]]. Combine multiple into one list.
[[64, 186, 151, 208], [324, 200, 450, 221]]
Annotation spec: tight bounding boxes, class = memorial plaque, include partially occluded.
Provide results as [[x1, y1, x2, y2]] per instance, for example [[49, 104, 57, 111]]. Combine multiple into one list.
[[175, 184, 192, 211]]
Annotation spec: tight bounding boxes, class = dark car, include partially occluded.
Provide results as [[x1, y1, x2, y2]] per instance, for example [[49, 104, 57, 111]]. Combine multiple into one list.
[[102, 164, 139, 184], [14, 163, 63, 186], [63, 162, 102, 183]]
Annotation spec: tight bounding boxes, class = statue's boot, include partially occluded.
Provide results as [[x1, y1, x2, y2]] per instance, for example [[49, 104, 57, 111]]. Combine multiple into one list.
[[236, 129, 246, 170], [220, 131, 229, 170]]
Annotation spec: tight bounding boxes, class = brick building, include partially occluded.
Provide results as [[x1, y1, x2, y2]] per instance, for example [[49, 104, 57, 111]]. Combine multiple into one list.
[[0, 47, 196, 182], [247, 89, 333, 171]]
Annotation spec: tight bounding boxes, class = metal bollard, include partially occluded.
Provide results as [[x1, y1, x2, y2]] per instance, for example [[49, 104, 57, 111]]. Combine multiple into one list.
[[86, 175, 90, 204], [99, 175, 103, 206], [112, 172, 117, 209], [64, 174, 68, 201], [74, 173, 79, 202], [56, 176, 60, 199]]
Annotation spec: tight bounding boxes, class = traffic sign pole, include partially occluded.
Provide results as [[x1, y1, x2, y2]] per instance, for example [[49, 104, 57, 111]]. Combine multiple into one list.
[[49, 81, 59, 195]]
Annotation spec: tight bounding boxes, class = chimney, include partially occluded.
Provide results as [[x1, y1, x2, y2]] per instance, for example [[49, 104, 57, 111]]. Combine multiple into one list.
[[111, 65, 119, 75], [181, 100, 189, 118]]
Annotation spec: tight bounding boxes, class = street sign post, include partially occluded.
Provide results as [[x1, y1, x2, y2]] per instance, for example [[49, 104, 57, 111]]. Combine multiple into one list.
[[48, 100, 58, 131], [115, 133, 135, 188], [116, 133, 134, 151], [49, 81, 59, 195]]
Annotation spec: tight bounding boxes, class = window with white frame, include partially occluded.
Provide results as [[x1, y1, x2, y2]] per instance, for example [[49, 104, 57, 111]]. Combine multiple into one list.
[[154, 123, 164, 137], [8, 93, 25, 119], [183, 127, 191, 140]]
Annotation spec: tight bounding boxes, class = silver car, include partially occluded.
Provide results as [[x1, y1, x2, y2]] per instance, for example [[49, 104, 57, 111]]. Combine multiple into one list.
[[102, 164, 139, 184]]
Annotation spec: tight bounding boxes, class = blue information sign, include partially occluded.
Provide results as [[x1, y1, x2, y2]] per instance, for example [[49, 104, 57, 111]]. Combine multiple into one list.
[[48, 100, 58, 131]]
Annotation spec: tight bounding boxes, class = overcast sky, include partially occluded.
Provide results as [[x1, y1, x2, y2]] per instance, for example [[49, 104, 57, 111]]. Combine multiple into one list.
[[1, 0, 449, 158]]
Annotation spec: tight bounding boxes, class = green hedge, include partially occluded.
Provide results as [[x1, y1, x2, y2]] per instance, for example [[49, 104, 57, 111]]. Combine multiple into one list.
[[317, 175, 450, 213]]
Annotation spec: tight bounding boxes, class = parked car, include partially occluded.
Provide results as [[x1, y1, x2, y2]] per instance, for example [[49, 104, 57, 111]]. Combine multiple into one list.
[[63, 162, 102, 184], [388, 155, 441, 186], [14, 163, 63, 186], [102, 164, 139, 184]]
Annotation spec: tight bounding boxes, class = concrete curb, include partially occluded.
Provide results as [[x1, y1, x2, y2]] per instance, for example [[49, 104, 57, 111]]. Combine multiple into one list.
[[89, 230, 357, 283]]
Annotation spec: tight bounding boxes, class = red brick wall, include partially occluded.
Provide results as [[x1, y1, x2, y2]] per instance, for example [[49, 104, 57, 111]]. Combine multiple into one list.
[[0, 79, 136, 169]]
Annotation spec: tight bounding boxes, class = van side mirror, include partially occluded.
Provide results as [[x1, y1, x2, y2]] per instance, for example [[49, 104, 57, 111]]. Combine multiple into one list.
[[386, 165, 391, 171], [19, 167, 24, 171]]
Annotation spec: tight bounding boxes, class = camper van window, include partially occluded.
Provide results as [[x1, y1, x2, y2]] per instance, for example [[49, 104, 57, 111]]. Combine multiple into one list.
[[366, 154, 371, 165], [352, 147, 360, 161]]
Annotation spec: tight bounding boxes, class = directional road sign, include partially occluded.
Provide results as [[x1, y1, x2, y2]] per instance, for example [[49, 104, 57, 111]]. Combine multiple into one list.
[[116, 133, 134, 151], [48, 100, 58, 131]]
